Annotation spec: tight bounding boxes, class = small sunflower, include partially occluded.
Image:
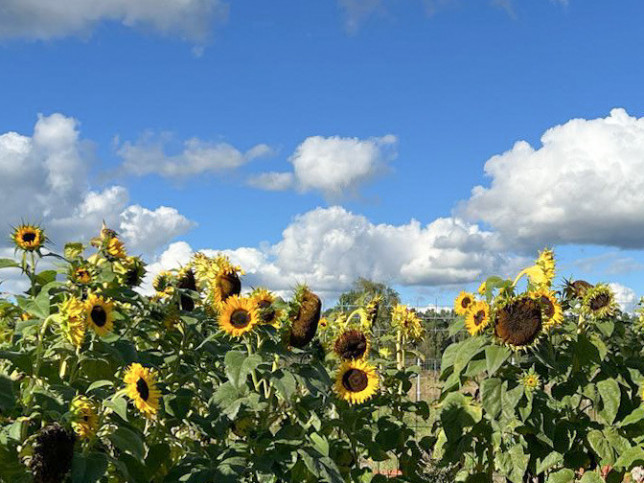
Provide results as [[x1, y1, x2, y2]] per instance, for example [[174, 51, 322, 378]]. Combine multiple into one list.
[[464, 301, 490, 336], [11, 223, 46, 251], [123, 363, 161, 418], [364, 296, 382, 327], [318, 317, 329, 330], [177, 267, 197, 311], [252, 288, 279, 326], [530, 289, 563, 330], [494, 296, 543, 350], [106, 237, 126, 259], [582, 283, 617, 319], [218, 295, 260, 337], [211, 269, 242, 306], [454, 291, 476, 316], [334, 359, 379, 405], [71, 396, 99, 440], [391, 304, 424, 341], [59, 296, 87, 347], [153, 271, 175, 298], [334, 329, 370, 360], [521, 369, 540, 392], [85, 294, 114, 336], [72, 266, 92, 285], [90, 221, 119, 247], [478, 282, 487, 296]]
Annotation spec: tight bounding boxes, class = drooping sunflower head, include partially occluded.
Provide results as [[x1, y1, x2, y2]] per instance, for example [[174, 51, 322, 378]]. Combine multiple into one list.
[[85, 293, 114, 337], [177, 267, 198, 311], [11, 223, 46, 252], [251, 288, 280, 326], [59, 296, 87, 347], [465, 301, 490, 336], [582, 283, 617, 319], [334, 359, 379, 405], [334, 329, 370, 360], [124, 363, 161, 418], [211, 267, 242, 306], [218, 295, 260, 338], [364, 295, 382, 327], [289, 287, 321, 348], [520, 369, 540, 393], [29, 423, 75, 483], [563, 279, 593, 301], [494, 296, 543, 350], [514, 264, 549, 290], [90, 221, 118, 247], [478, 281, 487, 296], [530, 289, 563, 331], [454, 291, 476, 316], [71, 396, 99, 440]]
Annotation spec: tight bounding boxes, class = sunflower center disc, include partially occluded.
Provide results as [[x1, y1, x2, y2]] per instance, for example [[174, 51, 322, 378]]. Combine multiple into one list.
[[494, 298, 542, 347], [136, 377, 150, 401], [231, 309, 250, 328], [90, 306, 107, 327], [342, 368, 368, 392], [590, 294, 610, 311], [461, 297, 471, 309], [22, 232, 36, 242], [473, 311, 486, 326], [540, 296, 555, 318]]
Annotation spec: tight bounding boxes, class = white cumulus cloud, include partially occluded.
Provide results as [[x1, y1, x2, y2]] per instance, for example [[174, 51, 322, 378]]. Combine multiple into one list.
[[0, 113, 195, 259], [144, 206, 520, 300], [117, 133, 272, 179], [608, 282, 638, 313], [251, 134, 397, 199], [0, 0, 228, 42], [461, 108, 644, 249]]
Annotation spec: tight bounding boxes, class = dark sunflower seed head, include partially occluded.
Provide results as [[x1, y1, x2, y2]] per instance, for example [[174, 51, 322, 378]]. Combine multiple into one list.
[[30, 423, 75, 483]]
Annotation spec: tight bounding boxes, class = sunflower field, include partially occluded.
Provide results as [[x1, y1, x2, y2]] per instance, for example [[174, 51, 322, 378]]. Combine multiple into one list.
[[3, 224, 644, 482], [0, 223, 433, 482]]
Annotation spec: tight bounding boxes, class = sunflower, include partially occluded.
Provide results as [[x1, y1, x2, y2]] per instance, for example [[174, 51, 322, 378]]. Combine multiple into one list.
[[106, 237, 126, 259], [71, 396, 99, 440], [464, 301, 490, 336], [582, 283, 617, 319], [521, 370, 540, 392], [530, 289, 563, 330], [454, 291, 475, 316], [153, 271, 175, 298], [364, 296, 382, 327], [85, 294, 114, 336], [90, 221, 119, 247], [59, 296, 87, 347], [513, 264, 549, 290], [124, 363, 161, 418], [334, 329, 370, 360], [211, 268, 242, 306], [289, 287, 321, 348], [391, 304, 424, 341], [252, 288, 279, 326], [72, 266, 92, 285], [11, 223, 46, 251], [494, 296, 543, 350], [318, 317, 329, 330], [218, 295, 259, 337], [478, 282, 487, 296], [114, 256, 146, 287], [29, 423, 75, 483], [177, 267, 197, 311], [334, 359, 379, 405], [564, 279, 593, 300]]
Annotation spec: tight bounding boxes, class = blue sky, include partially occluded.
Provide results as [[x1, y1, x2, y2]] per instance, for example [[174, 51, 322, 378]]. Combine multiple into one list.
[[1, 0, 644, 309]]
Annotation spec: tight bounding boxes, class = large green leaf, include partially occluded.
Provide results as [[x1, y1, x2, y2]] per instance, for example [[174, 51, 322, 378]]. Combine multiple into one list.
[[481, 378, 503, 418], [579, 473, 603, 483], [0, 375, 16, 411], [546, 468, 575, 483], [485, 345, 511, 376], [614, 445, 644, 469], [0, 258, 19, 269], [224, 351, 262, 389], [71, 452, 108, 483], [108, 426, 145, 462], [597, 378, 620, 425], [453, 337, 486, 374], [587, 429, 614, 465]]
